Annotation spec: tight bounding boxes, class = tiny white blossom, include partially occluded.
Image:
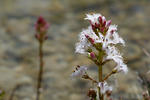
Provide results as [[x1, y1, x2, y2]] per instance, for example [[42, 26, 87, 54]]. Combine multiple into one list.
[[85, 13, 102, 25], [71, 66, 87, 78], [94, 25, 125, 49], [105, 25, 125, 46], [95, 25, 124, 49], [98, 81, 113, 94], [114, 60, 128, 74], [105, 46, 128, 74], [75, 26, 100, 54], [102, 16, 106, 23], [75, 29, 91, 54], [83, 26, 100, 42], [105, 46, 122, 62], [75, 43, 87, 54]]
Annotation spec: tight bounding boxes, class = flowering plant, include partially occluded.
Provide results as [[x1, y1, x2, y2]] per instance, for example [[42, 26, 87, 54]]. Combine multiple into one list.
[[35, 16, 49, 100], [72, 13, 128, 100]]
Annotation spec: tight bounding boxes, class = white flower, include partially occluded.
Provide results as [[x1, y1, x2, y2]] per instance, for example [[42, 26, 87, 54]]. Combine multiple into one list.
[[85, 13, 102, 25], [93, 24, 125, 49], [98, 81, 113, 94], [105, 46, 122, 62], [105, 46, 128, 74], [105, 25, 125, 46], [75, 42, 90, 54], [71, 66, 87, 78], [75, 26, 100, 54], [95, 25, 125, 49], [114, 60, 128, 74], [83, 26, 100, 42], [75, 29, 91, 54]]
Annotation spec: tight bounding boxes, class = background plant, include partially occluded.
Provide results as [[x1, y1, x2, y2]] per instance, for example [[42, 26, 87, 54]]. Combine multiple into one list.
[[35, 16, 49, 100]]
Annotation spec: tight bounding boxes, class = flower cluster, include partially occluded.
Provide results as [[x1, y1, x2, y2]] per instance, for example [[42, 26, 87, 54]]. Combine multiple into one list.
[[35, 16, 49, 42], [72, 13, 128, 100], [75, 13, 127, 73]]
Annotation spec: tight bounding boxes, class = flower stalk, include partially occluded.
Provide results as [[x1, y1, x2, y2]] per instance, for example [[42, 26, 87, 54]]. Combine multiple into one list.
[[36, 40, 44, 100], [72, 13, 128, 100], [35, 16, 49, 100], [98, 64, 103, 100]]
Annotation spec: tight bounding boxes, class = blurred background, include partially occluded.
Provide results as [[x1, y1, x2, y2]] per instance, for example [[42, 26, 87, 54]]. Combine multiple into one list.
[[0, 0, 150, 100]]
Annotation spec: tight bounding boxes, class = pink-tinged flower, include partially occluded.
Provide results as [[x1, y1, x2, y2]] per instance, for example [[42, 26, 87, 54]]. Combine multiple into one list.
[[85, 14, 101, 26], [75, 26, 99, 54], [85, 13, 113, 32], [85, 14, 110, 30], [106, 20, 112, 28], [71, 66, 87, 78], [95, 25, 125, 49], [102, 16, 106, 24], [98, 82, 113, 94], [105, 25, 125, 46]]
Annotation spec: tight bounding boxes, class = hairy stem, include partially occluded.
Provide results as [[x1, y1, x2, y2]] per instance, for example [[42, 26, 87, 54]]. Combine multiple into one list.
[[36, 40, 44, 100]]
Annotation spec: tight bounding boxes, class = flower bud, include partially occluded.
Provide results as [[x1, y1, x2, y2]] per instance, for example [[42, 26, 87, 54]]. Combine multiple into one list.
[[95, 23, 100, 28], [102, 16, 106, 23], [106, 90, 112, 97], [87, 89, 97, 99], [35, 33, 40, 40], [40, 23, 49, 33], [106, 20, 112, 28], [110, 30, 115, 34], [98, 16, 103, 25], [35, 16, 49, 33], [102, 20, 106, 27], [89, 38, 95, 44], [90, 21, 96, 30], [100, 27, 105, 33], [90, 52, 96, 59], [85, 34, 95, 44], [44, 35, 48, 40], [37, 16, 46, 25]]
